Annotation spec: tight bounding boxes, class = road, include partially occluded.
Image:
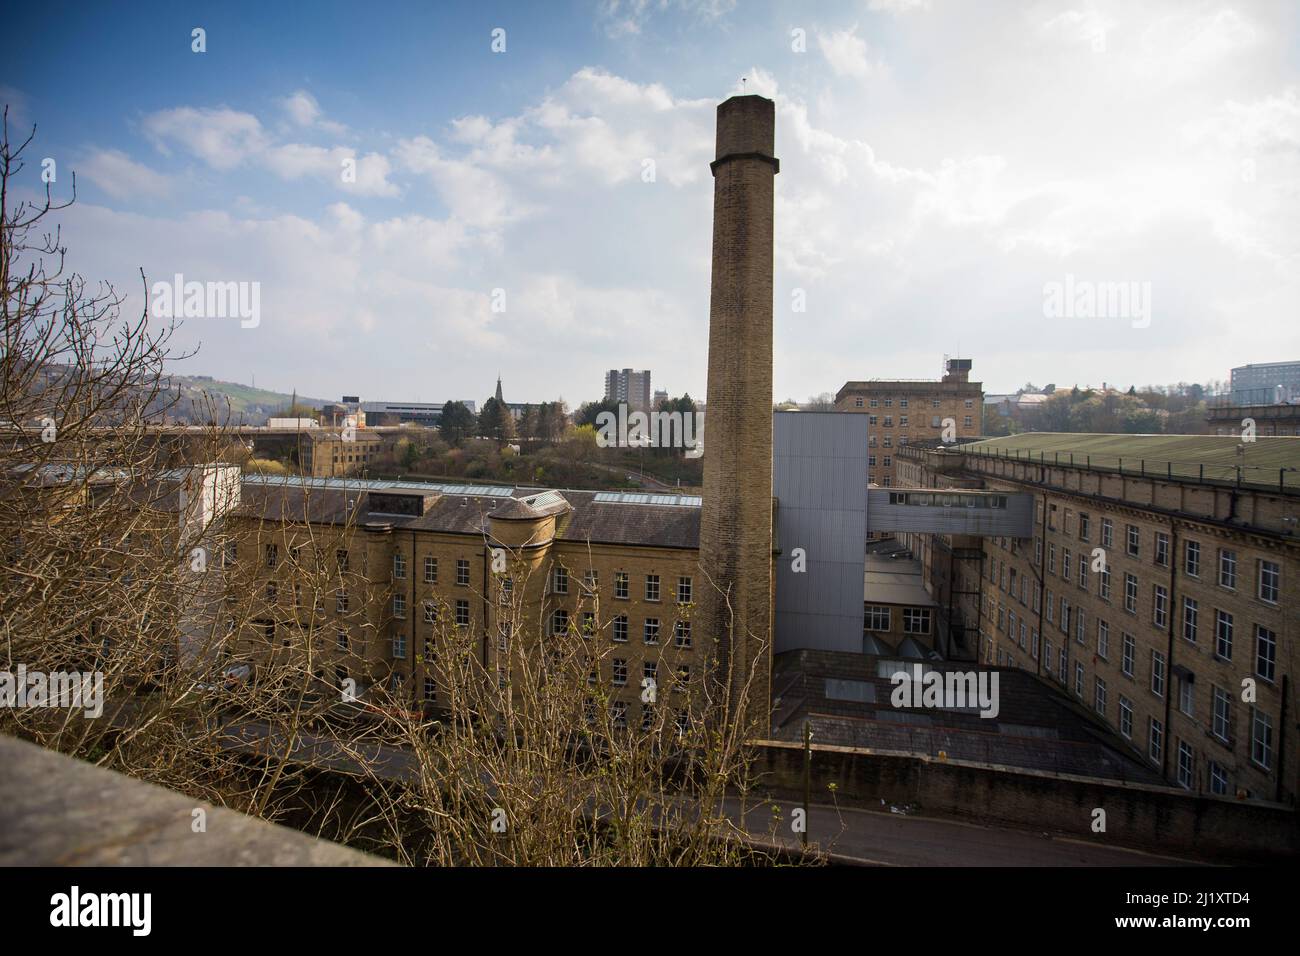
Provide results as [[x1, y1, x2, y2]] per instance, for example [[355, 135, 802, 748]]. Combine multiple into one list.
[[586, 460, 680, 492], [217, 720, 1201, 866], [725, 798, 1199, 866]]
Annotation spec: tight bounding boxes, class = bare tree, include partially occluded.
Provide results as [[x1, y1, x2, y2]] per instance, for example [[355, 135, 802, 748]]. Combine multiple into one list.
[[0, 109, 372, 833], [338, 542, 782, 865]]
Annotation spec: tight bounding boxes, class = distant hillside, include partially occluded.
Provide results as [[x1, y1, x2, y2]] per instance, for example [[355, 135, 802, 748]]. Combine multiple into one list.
[[159, 375, 330, 425]]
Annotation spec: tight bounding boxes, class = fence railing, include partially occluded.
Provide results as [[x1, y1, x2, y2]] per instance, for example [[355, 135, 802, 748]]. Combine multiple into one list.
[[960, 444, 1300, 494]]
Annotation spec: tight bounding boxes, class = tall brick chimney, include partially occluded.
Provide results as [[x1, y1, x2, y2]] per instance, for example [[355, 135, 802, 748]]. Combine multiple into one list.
[[699, 95, 778, 734]]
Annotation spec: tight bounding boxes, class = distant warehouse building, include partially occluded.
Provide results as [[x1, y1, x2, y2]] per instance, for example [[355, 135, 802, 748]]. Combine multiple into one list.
[[299, 429, 385, 477], [359, 399, 477, 427], [1230, 360, 1300, 406], [835, 357, 983, 492]]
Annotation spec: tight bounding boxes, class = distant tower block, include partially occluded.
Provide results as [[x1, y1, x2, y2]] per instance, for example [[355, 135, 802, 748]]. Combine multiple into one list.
[[698, 95, 778, 734]]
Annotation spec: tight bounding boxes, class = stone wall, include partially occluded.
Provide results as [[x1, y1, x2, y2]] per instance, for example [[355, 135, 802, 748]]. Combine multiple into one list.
[[751, 739, 1298, 862]]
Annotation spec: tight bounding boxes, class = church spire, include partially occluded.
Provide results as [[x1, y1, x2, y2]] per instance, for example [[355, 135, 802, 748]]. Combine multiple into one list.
[[495, 375, 504, 404]]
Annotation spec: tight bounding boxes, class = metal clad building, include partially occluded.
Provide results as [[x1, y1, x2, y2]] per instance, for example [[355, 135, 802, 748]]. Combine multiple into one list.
[[773, 411, 869, 653]]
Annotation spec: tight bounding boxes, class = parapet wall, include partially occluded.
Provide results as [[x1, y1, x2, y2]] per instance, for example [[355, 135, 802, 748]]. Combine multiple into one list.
[[0, 735, 391, 866], [751, 739, 1298, 863]]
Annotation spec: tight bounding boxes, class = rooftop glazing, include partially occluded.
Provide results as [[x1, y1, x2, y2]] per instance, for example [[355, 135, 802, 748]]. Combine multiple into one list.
[[591, 491, 702, 507], [241, 474, 515, 497], [241, 475, 704, 507]]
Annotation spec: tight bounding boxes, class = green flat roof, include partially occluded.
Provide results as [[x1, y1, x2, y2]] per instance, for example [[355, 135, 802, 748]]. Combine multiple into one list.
[[959, 433, 1300, 491]]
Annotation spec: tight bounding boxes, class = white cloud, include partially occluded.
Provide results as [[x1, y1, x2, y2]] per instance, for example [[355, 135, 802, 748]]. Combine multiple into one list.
[[57, 200, 485, 342], [1136, 7, 1262, 80], [262, 144, 399, 197], [868, 0, 930, 12], [389, 66, 715, 244], [79, 149, 172, 200], [596, 0, 653, 37], [281, 90, 321, 126], [526, 68, 714, 187], [817, 25, 882, 80], [344, 153, 397, 197], [1183, 87, 1300, 156], [261, 142, 338, 179], [514, 273, 692, 344], [142, 107, 267, 169], [395, 135, 524, 230], [142, 103, 393, 195], [279, 89, 348, 135], [596, 0, 736, 39], [49, 190, 710, 404], [1040, 9, 1114, 49]]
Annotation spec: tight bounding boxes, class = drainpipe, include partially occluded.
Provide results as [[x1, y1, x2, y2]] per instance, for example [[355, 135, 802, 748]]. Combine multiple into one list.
[[1162, 518, 1177, 784], [1276, 674, 1289, 804], [946, 547, 955, 659], [1032, 493, 1047, 678], [409, 529, 417, 707]]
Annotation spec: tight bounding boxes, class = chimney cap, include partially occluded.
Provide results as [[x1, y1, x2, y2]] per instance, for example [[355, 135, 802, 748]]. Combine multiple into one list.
[[714, 95, 777, 170]]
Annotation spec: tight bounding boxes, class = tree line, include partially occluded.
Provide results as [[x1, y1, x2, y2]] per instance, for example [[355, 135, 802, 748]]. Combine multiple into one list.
[[983, 381, 1225, 437], [437, 399, 571, 447]]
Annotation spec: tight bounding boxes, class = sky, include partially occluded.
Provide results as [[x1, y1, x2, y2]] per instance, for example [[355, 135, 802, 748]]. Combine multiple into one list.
[[3, 0, 1298, 407]]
